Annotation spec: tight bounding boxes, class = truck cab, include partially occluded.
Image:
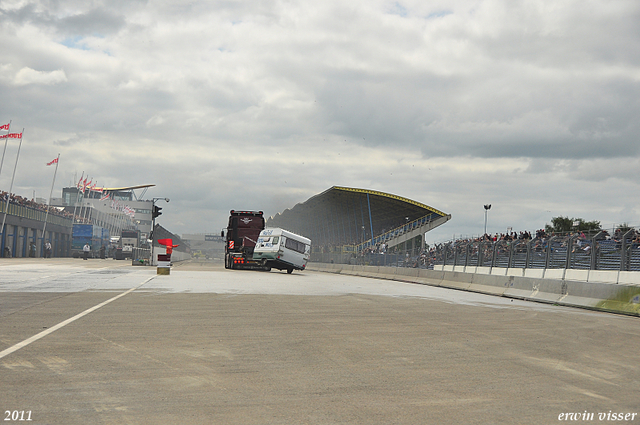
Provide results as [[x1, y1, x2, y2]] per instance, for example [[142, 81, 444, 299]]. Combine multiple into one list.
[[222, 210, 266, 269]]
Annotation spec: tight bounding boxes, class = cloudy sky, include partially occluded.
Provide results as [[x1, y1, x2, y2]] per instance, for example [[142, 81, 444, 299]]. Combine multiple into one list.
[[1, 0, 639, 244]]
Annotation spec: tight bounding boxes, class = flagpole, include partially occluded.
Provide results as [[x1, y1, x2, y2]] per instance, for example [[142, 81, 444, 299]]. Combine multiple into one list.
[[82, 182, 93, 224], [82, 184, 89, 224], [1, 129, 24, 248], [95, 184, 102, 227], [72, 172, 83, 224], [87, 183, 95, 225], [0, 120, 11, 180], [0, 120, 9, 246], [116, 202, 123, 234], [109, 193, 116, 237], [85, 181, 94, 224], [78, 180, 85, 224], [78, 177, 89, 224], [89, 182, 98, 225], [42, 154, 60, 255]]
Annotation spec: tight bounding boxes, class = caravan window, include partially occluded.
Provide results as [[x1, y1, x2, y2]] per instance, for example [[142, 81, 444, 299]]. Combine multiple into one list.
[[272, 237, 279, 245], [285, 238, 306, 254]]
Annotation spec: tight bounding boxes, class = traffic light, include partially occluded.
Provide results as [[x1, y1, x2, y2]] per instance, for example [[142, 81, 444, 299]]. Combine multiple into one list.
[[152, 205, 162, 219]]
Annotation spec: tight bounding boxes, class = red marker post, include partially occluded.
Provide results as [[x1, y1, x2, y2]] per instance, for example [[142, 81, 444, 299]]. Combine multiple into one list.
[[157, 239, 179, 275]]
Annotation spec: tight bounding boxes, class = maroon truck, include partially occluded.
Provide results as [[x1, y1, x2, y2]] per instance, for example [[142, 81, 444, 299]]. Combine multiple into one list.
[[222, 210, 266, 270]]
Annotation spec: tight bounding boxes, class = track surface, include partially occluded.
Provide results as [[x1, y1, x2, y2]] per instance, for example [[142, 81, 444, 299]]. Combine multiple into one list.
[[1, 258, 638, 424]]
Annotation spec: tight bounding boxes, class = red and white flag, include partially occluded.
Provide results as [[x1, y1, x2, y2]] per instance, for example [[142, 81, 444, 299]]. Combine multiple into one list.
[[0, 123, 9, 131], [100, 192, 110, 201], [0, 132, 22, 139], [47, 158, 58, 166]]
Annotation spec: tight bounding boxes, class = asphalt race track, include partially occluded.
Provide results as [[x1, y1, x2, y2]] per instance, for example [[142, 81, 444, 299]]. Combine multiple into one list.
[[1, 258, 638, 425]]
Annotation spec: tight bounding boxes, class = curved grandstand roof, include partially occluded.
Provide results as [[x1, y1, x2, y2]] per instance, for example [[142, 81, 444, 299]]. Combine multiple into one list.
[[267, 186, 450, 248]]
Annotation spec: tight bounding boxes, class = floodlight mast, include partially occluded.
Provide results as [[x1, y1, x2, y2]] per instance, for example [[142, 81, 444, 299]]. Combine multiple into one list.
[[484, 204, 492, 236]]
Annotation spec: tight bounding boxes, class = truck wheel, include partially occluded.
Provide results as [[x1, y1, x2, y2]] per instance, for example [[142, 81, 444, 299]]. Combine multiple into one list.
[[287, 268, 293, 274]]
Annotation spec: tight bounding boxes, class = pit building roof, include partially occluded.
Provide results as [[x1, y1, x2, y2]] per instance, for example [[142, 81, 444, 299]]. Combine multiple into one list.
[[266, 186, 449, 248]]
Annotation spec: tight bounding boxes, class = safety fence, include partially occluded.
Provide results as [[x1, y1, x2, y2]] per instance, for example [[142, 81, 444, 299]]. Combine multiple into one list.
[[311, 245, 425, 267], [436, 231, 640, 272], [312, 230, 640, 272], [132, 247, 151, 265]]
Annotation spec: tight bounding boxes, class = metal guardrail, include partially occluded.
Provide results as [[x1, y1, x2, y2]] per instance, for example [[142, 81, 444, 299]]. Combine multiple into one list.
[[435, 231, 640, 271], [132, 247, 151, 265]]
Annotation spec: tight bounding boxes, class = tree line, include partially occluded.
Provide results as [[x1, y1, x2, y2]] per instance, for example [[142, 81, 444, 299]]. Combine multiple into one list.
[[545, 216, 632, 234]]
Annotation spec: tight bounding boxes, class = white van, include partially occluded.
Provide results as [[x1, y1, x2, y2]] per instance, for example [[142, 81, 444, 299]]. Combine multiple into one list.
[[253, 228, 311, 273]]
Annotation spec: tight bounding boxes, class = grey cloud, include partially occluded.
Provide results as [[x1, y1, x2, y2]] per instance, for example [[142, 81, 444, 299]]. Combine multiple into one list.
[[309, 64, 640, 159], [4, 0, 640, 236], [58, 8, 126, 37], [0, 4, 128, 37]]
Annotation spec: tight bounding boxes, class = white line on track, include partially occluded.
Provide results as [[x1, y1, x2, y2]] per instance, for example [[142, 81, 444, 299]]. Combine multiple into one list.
[[0, 275, 157, 360]]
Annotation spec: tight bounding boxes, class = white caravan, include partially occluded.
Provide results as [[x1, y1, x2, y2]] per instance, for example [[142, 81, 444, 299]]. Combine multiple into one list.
[[253, 228, 311, 273]]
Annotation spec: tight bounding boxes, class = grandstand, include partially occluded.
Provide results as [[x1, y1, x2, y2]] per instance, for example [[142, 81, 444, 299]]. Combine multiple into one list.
[[435, 230, 640, 272], [266, 186, 451, 253]]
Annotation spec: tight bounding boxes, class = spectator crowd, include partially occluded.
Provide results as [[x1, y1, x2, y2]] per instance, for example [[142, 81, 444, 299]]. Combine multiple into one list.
[[1, 190, 86, 222], [355, 226, 640, 270]]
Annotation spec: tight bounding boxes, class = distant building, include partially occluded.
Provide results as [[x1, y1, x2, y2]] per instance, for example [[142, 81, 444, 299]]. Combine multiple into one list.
[[51, 184, 155, 241], [0, 193, 72, 258], [181, 233, 224, 259], [267, 186, 451, 254]]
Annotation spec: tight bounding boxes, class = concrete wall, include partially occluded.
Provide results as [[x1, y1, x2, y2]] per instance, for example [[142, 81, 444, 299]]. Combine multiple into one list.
[[307, 263, 640, 316]]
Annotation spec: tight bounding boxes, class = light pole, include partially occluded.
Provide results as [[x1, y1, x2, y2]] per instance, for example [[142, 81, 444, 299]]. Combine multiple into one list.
[[484, 204, 491, 236], [151, 197, 169, 265]]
